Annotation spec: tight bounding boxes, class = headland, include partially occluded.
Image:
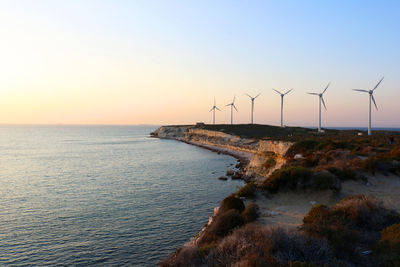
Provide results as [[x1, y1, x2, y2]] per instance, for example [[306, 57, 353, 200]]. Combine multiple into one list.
[[152, 124, 400, 266]]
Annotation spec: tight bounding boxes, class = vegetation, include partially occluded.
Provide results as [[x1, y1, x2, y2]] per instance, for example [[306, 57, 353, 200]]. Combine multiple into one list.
[[219, 194, 245, 213], [263, 156, 277, 169], [375, 224, 400, 266], [241, 203, 259, 223], [235, 182, 256, 198], [260, 166, 340, 193], [161, 194, 400, 267], [301, 195, 400, 263]]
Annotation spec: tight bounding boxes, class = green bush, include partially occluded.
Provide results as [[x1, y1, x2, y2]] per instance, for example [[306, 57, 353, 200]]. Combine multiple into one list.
[[242, 203, 259, 223], [236, 182, 256, 198], [219, 194, 245, 213]]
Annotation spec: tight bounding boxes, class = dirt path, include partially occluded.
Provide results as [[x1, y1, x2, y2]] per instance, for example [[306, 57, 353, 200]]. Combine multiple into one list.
[[246, 174, 400, 229]]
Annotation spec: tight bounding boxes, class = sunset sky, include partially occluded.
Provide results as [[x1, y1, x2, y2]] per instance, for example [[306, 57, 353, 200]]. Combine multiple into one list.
[[0, 0, 399, 127]]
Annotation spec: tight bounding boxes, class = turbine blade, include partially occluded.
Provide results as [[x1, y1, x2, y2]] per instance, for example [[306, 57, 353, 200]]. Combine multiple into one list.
[[352, 89, 369, 93], [322, 82, 330, 94], [216, 107, 221, 111], [225, 103, 231, 106], [209, 107, 214, 112], [307, 92, 319, 95], [233, 104, 238, 112], [372, 95, 378, 110], [255, 93, 261, 98], [372, 76, 384, 91], [284, 88, 293, 95], [233, 96, 236, 103], [214, 97, 216, 105], [246, 93, 252, 98], [321, 97, 327, 110], [273, 89, 282, 95]]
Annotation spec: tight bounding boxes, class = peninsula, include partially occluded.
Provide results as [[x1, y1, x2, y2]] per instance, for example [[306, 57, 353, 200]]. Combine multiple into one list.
[[153, 124, 400, 266]]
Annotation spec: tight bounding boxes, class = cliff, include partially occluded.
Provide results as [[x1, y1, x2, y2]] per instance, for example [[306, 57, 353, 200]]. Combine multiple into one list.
[[151, 125, 294, 184]]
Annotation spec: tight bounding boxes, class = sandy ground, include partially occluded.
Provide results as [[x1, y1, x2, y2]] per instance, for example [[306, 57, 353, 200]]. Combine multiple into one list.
[[246, 174, 400, 229]]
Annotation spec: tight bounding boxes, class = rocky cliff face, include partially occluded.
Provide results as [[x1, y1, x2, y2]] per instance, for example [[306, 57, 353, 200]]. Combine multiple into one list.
[[152, 126, 294, 183]]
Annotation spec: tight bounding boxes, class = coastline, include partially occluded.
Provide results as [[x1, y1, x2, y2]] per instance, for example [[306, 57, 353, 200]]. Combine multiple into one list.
[[154, 124, 400, 266]]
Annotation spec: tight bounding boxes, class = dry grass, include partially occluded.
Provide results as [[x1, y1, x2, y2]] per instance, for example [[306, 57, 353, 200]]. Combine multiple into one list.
[[301, 195, 400, 263]]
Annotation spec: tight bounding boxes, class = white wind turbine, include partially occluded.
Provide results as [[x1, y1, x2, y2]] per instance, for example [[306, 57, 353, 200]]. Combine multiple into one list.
[[307, 82, 330, 133], [353, 77, 384, 136], [272, 88, 293, 127], [245, 93, 261, 124], [209, 98, 221, 124], [226, 96, 238, 125]]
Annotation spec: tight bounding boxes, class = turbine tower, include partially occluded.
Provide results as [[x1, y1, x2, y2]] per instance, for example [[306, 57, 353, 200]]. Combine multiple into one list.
[[307, 82, 330, 133], [209, 98, 221, 125], [272, 88, 293, 127], [226, 96, 238, 125], [353, 77, 384, 136], [245, 93, 260, 124]]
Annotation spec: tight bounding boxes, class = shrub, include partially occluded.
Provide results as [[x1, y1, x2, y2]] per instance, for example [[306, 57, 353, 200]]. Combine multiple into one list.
[[159, 245, 203, 267], [260, 166, 313, 193], [286, 139, 323, 157], [263, 157, 277, 169], [212, 224, 332, 266], [327, 167, 358, 181], [199, 209, 244, 245], [236, 182, 256, 198], [312, 171, 341, 191], [219, 194, 245, 213], [260, 167, 340, 193], [375, 224, 400, 266], [302, 195, 400, 260], [242, 203, 259, 223]]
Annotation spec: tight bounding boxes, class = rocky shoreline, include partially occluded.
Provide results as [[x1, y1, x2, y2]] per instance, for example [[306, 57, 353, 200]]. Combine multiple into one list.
[[152, 124, 400, 266]]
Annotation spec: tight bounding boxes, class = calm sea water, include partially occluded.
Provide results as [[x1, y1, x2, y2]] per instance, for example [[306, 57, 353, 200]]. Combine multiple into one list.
[[0, 125, 243, 266]]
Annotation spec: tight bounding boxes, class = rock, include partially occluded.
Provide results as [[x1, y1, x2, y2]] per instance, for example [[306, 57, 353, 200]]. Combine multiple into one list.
[[218, 176, 228, 181], [231, 171, 243, 179], [294, 154, 304, 159], [226, 170, 235, 176], [235, 163, 242, 168], [361, 250, 372, 255]]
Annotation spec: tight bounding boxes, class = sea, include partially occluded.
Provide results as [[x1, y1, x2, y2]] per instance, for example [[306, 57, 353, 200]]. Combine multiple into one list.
[[0, 125, 244, 266]]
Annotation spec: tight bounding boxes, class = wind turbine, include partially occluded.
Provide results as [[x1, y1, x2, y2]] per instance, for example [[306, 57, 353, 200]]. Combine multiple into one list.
[[307, 82, 330, 133], [226, 96, 238, 125], [272, 88, 293, 127], [245, 93, 261, 124], [353, 77, 384, 136], [209, 98, 221, 124]]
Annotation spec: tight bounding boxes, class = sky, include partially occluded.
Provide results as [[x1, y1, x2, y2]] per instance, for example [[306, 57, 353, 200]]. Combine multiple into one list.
[[0, 0, 399, 127]]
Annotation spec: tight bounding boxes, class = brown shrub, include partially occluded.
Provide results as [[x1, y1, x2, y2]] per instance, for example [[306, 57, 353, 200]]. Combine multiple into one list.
[[236, 182, 256, 198], [199, 209, 244, 245], [260, 166, 340, 193], [302, 195, 400, 261], [212, 224, 332, 266], [242, 203, 259, 223], [219, 194, 245, 213], [375, 224, 400, 266], [159, 245, 203, 267]]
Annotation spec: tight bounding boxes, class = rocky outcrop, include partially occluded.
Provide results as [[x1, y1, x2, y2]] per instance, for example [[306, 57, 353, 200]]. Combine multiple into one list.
[[152, 126, 294, 184]]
